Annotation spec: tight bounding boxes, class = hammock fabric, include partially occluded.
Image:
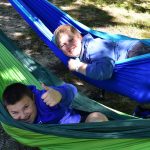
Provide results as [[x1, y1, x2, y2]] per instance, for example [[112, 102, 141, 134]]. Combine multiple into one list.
[[1, 28, 150, 150], [9, 0, 150, 104]]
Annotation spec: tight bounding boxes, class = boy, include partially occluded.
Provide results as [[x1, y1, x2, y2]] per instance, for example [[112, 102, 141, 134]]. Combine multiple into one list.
[[54, 24, 150, 80], [2, 83, 108, 124]]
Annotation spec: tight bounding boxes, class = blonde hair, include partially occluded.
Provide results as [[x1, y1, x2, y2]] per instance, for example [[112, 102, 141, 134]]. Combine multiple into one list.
[[54, 24, 81, 48]]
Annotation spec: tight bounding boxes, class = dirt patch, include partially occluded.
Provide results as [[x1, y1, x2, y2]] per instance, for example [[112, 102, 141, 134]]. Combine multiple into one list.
[[0, 0, 137, 149]]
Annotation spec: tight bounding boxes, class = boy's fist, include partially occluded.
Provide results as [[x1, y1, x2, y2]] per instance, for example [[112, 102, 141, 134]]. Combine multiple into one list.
[[41, 83, 62, 107]]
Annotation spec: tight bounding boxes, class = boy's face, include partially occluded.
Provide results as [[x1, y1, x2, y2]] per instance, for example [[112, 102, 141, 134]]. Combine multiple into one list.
[[58, 32, 82, 57], [6, 95, 37, 123]]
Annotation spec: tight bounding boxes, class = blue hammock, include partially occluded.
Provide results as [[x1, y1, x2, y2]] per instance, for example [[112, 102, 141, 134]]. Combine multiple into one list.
[[9, 0, 150, 103]]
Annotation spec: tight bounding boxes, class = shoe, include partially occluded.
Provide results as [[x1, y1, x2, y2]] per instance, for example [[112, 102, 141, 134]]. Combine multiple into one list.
[[133, 105, 150, 119]]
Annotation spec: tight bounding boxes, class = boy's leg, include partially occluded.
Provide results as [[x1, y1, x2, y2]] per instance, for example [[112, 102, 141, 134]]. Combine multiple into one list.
[[85, 112, 108, 123], [127, 42, 150, 58]]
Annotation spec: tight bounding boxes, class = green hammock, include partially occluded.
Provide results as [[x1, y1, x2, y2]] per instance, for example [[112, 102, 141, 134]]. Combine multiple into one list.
[[1, 30, 150, 150]]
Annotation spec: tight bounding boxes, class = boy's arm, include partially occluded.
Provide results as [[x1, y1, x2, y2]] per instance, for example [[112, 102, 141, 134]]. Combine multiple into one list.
[[68, 57, 115, 80], [86, 57, 115, 80], [41, 83, 77, 107], [41, 84, 62, 107], [52, 83, 78, 108]]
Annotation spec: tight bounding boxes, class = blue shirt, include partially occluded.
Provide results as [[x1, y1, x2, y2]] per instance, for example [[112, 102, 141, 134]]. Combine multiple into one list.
[[28, 83, 81, 124], [80, 34, 142, 80]]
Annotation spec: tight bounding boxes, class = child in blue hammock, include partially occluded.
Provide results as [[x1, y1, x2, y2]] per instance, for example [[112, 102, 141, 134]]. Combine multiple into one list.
[[54, 24, 150, 80], [2, 83, 108, 124]]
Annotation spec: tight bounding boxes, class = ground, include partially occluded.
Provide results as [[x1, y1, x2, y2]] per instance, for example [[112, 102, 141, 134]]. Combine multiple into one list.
[[0, 0, 139, 149]]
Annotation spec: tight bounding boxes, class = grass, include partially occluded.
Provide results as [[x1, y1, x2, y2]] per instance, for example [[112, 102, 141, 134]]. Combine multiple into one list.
[[49, 0, 150, 38]]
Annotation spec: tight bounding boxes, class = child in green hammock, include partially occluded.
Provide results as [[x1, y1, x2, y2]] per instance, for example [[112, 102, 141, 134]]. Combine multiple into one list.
[[2, 82, 108, 124]]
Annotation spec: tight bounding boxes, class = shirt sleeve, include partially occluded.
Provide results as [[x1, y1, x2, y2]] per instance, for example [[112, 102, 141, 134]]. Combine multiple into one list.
[[33, 83, 77, 109], [51, 83, 78, 108], [86, 57, 115, 80]]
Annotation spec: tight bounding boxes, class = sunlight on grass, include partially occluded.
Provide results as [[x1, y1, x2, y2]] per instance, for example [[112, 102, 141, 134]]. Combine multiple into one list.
[[72, 79, 84, 86], [0, 2, 11, 6], [54, 0, 150, 39], [95, 6, 150, 38], [13, 32, 23, 39], [96, 25, 150, 39], [111, 8, 150, 27]]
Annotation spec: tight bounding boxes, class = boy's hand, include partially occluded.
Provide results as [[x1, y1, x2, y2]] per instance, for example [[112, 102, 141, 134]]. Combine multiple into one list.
[[41, 83, 62, 107], [68, 58, 87, 75], [68, 58, 82, 71]]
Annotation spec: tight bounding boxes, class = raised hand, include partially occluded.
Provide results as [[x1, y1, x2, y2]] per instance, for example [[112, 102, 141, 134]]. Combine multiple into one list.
[[68, 58, 83, 71], [68, 58, 87, 75], [41, 83, 62, 107]]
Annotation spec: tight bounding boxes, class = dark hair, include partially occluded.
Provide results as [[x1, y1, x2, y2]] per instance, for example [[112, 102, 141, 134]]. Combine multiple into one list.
[[2, 83, 33, 106]]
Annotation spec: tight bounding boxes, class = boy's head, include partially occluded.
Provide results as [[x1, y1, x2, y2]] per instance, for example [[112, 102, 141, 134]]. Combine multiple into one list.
[[54, 24, 82, 57], [2, 83, 37, 123]]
